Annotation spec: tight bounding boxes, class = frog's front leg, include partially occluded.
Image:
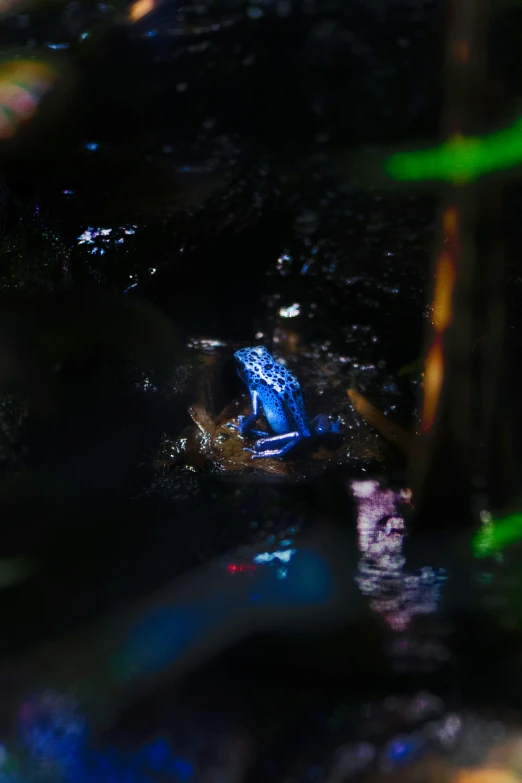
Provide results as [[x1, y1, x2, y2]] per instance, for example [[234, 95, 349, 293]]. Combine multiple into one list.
[[228, 389, 268, 437], [244, 431, 304, 459]]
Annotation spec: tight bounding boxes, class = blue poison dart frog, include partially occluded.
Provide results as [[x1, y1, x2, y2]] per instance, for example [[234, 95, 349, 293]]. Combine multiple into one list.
[[228, 346, 341, 459]]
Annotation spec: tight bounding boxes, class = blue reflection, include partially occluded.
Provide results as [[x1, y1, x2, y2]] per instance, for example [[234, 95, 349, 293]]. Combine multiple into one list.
[[386, 736, 420, 765], [137, 739, 194, 779], [251, 548, 333, 607], [140, 739, 170, 770], [17, 699, 196, 783], [116, 605, 209, 680], [253, 549, 296, 564], [19, 692, 86, 775], [172, 758, 194, 782]]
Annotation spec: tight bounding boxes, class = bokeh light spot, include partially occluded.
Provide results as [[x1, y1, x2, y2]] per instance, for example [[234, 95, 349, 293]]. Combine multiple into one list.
[[432, 252, 456, 332], [386, 118, 522, 183], [422, 340, 444, 432], [473, 512, 522, 558], [0, 59, 58, 142], [128, 0, 155, 22]]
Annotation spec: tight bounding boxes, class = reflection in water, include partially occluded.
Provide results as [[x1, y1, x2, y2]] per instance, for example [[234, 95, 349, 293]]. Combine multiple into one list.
[[13, 689, 199, 782], [324, 690, 522, 783], [3, 537, 339, 780], [278, 303, 301, 318], [352, 479, 447, 632], [19, 691, 85, 779], [9, 686, 522, 783], [77, 226, 137, 255]]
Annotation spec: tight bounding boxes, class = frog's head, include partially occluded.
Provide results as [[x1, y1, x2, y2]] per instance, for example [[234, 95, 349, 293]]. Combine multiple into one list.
[[234, 345, 272, 383]]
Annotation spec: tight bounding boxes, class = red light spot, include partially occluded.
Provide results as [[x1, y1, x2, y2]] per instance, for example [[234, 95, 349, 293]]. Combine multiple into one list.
[[227, 563, 256, 574]]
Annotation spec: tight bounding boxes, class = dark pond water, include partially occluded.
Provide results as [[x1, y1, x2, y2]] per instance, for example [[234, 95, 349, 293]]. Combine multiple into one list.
[[1, 0, 522, 780]]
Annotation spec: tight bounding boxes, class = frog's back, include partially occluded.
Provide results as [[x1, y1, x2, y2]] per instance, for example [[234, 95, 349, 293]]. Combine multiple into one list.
[[235, 347, 310, 436], [235, 347, 288, 393]]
